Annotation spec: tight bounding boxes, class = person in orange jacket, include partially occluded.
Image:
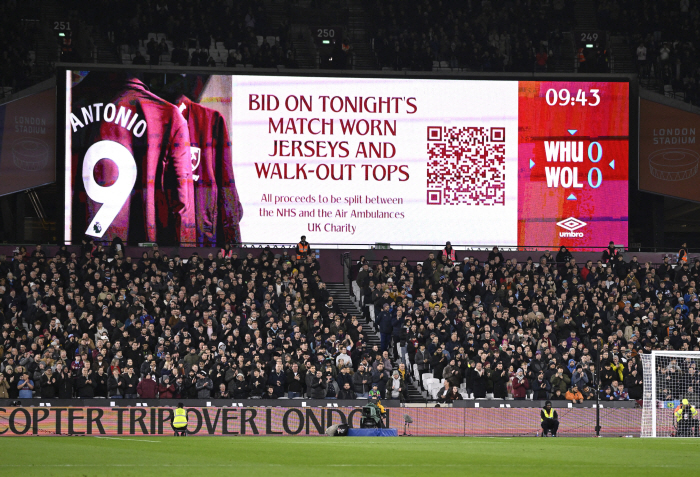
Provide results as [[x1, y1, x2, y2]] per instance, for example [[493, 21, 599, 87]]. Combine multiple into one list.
[[565, 384, 584, 403]]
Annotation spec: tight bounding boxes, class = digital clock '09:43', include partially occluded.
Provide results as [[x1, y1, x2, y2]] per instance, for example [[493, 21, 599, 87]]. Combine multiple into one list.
[[546, 89, 600, 107]]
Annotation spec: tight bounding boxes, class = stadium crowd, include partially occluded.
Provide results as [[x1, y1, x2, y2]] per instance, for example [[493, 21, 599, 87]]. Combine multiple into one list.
[[100, 0, 295, 68], [0, 1, 40, 95], [0, 240, 698, 405], [619, 0, 700, 105], [366, 0, 574, 72], [354, 242, 700, 404]]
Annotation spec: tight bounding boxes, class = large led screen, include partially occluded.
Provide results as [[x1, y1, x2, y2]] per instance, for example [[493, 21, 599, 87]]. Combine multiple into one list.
[[0, 85, 56, 196], [639, 98, 700, 202], [64, 71, 628, 248]]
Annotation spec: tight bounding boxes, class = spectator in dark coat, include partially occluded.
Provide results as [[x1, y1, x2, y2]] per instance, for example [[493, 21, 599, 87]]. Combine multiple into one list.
[[353, 364, 371, 397], [195, 372, 213, 398], [376, 303, 394, 352], [267, 363, 286, 397], [54, 363, 73, 399], [94, 368, 109, 397], [231, 373, 249, 399], [491, 363, 509, 399], [286, 363, 304, 398], [625, 368, 643, 400], [310, 370, 327, 399], [470, 363, 488, 398], [122, 368, 139, 398], [249, 370, 265, 398], [390, 311, 404, 353], [532, 372, 551, 400], [337, 382, 357, 399], [371, 363, 390, 398], [108, 369, 123, 398], [40, 369, 56, 399], [76, 368, 96, 398]]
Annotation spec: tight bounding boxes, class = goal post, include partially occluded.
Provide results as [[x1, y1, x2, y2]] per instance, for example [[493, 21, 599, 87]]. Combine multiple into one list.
[[641, 350, 700, 437]]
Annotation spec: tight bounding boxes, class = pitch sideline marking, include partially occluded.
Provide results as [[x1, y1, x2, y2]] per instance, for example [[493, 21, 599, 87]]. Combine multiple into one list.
[[94, 436, 161, 443]]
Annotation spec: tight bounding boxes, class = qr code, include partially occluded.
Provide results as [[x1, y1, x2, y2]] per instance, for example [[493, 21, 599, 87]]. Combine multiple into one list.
[[426, 126, 506, 205]]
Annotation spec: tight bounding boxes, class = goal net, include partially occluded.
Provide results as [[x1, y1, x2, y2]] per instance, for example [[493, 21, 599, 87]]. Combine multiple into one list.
[[641, 351, 700, 437]]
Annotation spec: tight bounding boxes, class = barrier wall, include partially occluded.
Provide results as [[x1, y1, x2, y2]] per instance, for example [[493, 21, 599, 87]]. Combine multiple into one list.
[[0, 407, 642, 437]]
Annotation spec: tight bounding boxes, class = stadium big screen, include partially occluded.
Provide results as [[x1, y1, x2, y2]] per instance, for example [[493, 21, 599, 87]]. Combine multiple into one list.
[[63, 70, 629, 249]]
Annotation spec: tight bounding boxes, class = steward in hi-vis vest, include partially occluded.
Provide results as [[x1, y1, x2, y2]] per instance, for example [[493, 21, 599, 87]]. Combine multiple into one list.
[[540, 400, 559, 437], [172, 403, 188, 436]]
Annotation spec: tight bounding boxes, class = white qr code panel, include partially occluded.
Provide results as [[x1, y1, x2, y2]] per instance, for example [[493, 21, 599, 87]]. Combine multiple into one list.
[[427, 126, 506, 205]]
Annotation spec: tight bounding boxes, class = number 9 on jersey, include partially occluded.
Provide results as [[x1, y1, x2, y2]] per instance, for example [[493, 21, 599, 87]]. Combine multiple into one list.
[[82, 140, 137, 238]]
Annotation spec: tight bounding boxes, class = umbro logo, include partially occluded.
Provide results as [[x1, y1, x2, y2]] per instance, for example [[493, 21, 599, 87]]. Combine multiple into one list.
[[556, 217, 587, 232], [556, 217, 586, 237]]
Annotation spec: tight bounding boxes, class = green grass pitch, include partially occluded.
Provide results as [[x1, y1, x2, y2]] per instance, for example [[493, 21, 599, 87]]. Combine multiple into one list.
[[1, 436, 699, 476]]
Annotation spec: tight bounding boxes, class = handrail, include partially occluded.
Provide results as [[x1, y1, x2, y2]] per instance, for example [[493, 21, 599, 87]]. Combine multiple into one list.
[[0, 241, 690, 254]]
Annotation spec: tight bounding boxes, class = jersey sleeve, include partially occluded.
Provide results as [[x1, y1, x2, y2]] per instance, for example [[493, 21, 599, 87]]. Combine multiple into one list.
[[168, 110, 196, 244], [215, 112, 243, 243]]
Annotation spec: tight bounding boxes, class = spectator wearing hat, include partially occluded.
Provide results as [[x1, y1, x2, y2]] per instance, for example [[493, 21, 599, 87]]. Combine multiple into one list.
[[603, 241, 619, 264], [511, 368, 530, 400], [137, 372, 159, 398], [195, 371, 213, 398], [388, 370, 405, 402], [600, 362, 617, 389], [230, 373, 249, 399], [442, 242, 456, 262], [532, 370, 550, 399], [625, 367, 643, 400], [158, 375, 176, 399], [572, 365, 589, 389], [600, 385, 615, 401], [550, 366, 570, 395]]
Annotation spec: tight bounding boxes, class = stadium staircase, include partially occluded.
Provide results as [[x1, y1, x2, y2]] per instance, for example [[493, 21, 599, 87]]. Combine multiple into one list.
[[326, 283, 427, 403], [609, 36, 636, 74], [346, 0, 378, 70], [289, 25, 319, 69], [263, 0, 318, 69], [550, 32, 576, 73], [573, 0, 599, 33], [29, 2, 60, 83]]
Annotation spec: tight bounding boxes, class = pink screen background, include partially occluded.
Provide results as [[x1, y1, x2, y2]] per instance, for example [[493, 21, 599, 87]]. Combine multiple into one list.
[[517, 81, 629, 250]]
